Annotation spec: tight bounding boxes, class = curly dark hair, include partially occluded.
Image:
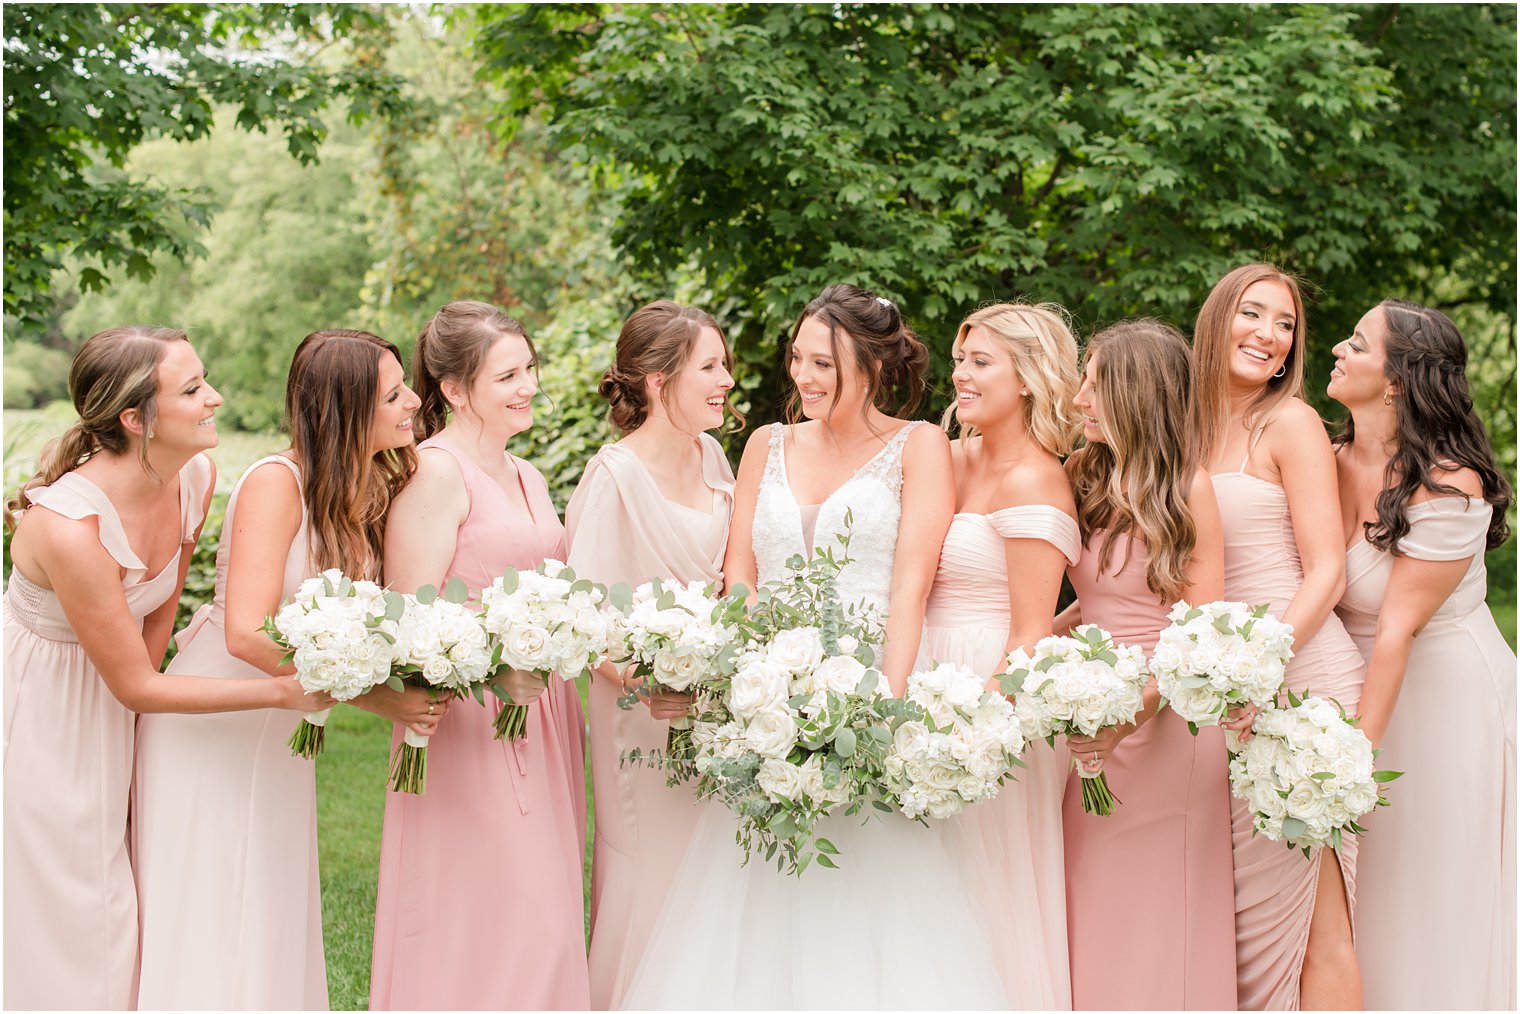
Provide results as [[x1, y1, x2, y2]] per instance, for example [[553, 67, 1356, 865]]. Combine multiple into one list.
[[1334, 299, 1512, 554]]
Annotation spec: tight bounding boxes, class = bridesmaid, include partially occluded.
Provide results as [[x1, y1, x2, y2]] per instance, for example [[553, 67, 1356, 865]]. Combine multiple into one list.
[[133, 329, 444, 1009], [1195, 263, 1367, 1009], [1328, 300, 1515, 1009], [370, 300, 589, 1010], [565, 300, 738, 1009], [920, 302, 1081, 1009], [1057, 319, 1236, 1010], [3, 326, 327, 1010]]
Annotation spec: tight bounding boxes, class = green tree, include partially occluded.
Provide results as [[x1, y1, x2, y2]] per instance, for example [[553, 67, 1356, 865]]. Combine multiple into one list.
[[476, 3, 1516, 426], [3, 3, 407, 322]]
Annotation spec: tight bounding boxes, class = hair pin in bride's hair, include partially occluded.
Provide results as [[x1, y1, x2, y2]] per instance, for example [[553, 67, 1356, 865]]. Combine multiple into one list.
[[877, 297, 892, 309]]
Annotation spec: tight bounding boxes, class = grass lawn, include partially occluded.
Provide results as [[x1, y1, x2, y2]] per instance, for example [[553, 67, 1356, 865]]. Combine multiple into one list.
[[315, 681, 595, 1011]]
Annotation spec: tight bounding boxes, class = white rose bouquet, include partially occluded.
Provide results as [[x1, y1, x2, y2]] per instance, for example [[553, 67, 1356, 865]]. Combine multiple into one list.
[[385, 578, 497, 793], [1228, 693, 1401, 855], [608, 577, 744, 772], [263, 569, 399, 759], [881, 662, 1026, 821], [1001, 625, 1149, 816], [479, 560, 615, 741], [1153, 600, 1294, 733]]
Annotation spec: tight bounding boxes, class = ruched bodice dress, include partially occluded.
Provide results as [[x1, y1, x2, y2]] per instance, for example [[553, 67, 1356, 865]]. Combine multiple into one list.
[[1062, 529, 1238, 1010], [921, 505, 1080, 1009], [565, 433, 733, 1010], [1337, 498, 1515, 1010], [133, 454, 327, 1010], [1212, 460, 1366, 1011], [369, 436, 588, 1010], [3, 454, 211, 1010]]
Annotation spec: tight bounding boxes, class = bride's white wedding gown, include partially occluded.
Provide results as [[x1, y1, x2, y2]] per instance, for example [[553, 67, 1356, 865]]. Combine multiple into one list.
[[620, 423, 1008, 1010]]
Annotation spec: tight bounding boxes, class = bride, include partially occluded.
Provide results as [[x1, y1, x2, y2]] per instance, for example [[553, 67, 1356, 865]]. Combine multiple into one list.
[[621, 285, 1010, 1009]]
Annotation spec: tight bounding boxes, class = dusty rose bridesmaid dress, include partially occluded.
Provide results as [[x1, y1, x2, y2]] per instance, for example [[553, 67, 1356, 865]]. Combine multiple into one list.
[[369, 435, 588, 1010], [564, 433, 733, 1010], [3, 454, 211, 1010], [1213, 444, 1366, 1011], [920, 505, 1080, 1009], [1337, 498, 1515, 1010], [133, 455, 327, 1009], [1063, 530, 1237, 1011]]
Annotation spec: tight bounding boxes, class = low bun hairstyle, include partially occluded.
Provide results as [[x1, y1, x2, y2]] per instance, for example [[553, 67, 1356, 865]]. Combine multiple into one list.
[[941, 302, 1082, 456], [598, 300, 742, 434], [7, 325, 187, 527], [1336, 299, 1512, 553], [413, 300, 536, 440], [785, 283, 930, 422]]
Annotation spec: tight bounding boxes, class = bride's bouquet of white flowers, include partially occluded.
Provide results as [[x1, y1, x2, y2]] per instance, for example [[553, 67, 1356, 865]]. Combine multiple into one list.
[[1152, 600, 1294, 734], [880, 662, 1026, 821], [1228, 692, 1400, 856], [264, 569, 399, 759], [609, 577, 747, 774], [1001, 625, 1149, 816], [385, 578, 498, 793], [479, 560, 614, 742]]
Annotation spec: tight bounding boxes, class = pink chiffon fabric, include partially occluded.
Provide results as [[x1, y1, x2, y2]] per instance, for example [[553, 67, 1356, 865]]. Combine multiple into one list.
[[369, 436, 588, 1010], [3, 454, 211, 1011], [1212, 463, 1365, 1011], [564, 434, 733, 1010], [133, 455, 327, 1009], [920, 505, 1080, 1009], [1063, 530, 1237, 1011], [1337, 498, 1515, 1010]]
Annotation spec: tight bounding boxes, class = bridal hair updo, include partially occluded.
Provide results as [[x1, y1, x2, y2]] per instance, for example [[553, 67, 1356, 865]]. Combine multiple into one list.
[[941, 302, 1082, 456], [284, 329, 417, 579], [785, 283, 931, 422], [1067, 319, 1199, 603], [7, 325, 187, 525], [1193, 262, 1307, 465], [598, 300, 742, 434], [1335, 299, 1512, 553], [413, 300, 537, 440]]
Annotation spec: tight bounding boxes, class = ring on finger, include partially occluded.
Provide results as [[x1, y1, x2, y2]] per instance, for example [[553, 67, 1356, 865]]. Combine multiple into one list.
[[427, 702, 436, 716]]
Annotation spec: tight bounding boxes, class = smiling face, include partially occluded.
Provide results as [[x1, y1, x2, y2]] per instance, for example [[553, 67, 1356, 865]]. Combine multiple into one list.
[[662, 325, 734, 433], [1327, 306, 1391, 409], [149, 339, 223, 452], [366, 352, 421, 454], [951, 324, 1023, 429], [1228, 278, 1299, 390], [1072, 350, 1107, 445], [460, 332, 538, 438], [789, 315, 867, 422]]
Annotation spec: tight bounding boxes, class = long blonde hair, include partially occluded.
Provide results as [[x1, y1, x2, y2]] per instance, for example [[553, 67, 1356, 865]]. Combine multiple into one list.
[[6, 325, 186, 528], [1068, 320, 1198, 602], [940, 302, 1081, 456], [1193, 263, 1306, 466]]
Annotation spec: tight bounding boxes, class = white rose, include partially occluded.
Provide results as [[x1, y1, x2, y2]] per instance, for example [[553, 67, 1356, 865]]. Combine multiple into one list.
[[728, 660, 791, 719], [504, 624, 550, 669], [744, 707, 798, 759], [766, 627, 826, 674], [756, 758, 805, 801], [813, 655, 868, 696]]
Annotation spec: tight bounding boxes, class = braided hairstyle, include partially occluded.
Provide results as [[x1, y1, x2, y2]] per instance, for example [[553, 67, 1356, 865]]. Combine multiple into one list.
[[598, 300, 741, 434], [784, 283, 930, 423], [1335, 300, 1511, 553], [7, 325, 186, 529]]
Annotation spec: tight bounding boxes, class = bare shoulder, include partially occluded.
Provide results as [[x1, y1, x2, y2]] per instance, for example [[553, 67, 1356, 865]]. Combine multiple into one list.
[[1264, 398, 1331, 445], [237, 455, 301, 503], [994, 453, 1075, 513], [1415, 463, 1485, 503], [903, 420, 951, 457], [1186, 466, 1221, 511]]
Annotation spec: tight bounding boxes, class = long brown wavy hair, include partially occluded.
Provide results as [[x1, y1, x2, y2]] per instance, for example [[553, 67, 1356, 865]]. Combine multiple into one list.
[[285, 329, 417, 579], [1193, 263, 1307, 467], [1068, 319, 1199, 602], [1333, 300, 1512, 553], [7, 325, 186, 528]]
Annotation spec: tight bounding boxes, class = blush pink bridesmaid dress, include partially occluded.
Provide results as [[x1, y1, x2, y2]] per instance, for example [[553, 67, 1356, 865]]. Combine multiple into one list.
[[1063, 530, 1237, 1011], [1337, 497, 1515, 1010], [564, 433, 733, 1010], [1213, 446, 1366, 1011], [3, 453, 212, 1010], [920, 504, 1081, 1009], [368, 435, 588, 1010]]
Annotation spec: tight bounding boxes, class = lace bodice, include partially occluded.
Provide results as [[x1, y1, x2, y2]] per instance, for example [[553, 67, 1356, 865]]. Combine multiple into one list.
[[752, 421, 925, 625]]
